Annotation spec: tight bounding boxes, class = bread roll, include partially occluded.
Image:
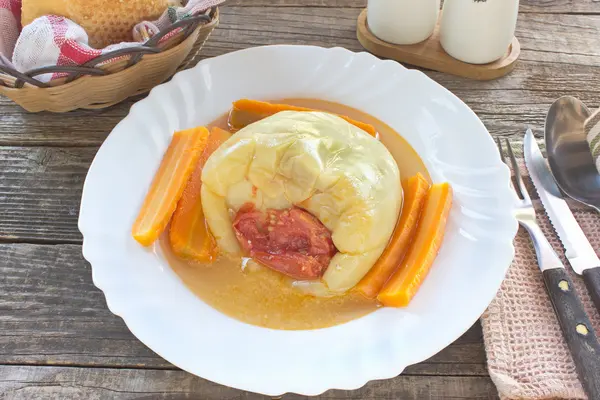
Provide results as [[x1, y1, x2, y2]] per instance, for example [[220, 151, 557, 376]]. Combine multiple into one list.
[[22, 0, 180, 48]]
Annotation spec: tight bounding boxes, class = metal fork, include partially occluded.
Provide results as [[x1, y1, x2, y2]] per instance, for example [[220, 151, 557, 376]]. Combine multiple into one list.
[[497, 138, 563, 271], [497, 138, 600, 400]]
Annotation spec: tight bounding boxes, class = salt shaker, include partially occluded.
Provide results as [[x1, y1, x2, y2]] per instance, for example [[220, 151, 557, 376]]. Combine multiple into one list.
[[440, 0, 519, 64], [367, 0, 441, 45]]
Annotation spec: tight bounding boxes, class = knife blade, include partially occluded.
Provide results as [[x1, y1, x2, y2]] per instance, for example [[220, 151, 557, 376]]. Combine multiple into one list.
[[524, 130, 600, 274], [524, 129, 600, 312]]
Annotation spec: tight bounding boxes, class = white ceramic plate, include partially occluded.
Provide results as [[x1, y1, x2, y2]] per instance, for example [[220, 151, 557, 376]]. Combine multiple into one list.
[[79, 45, 517, 396]]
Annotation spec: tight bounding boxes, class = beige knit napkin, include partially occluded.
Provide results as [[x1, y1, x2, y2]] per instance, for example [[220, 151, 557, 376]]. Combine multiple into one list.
[[481, 159, 600, 400]]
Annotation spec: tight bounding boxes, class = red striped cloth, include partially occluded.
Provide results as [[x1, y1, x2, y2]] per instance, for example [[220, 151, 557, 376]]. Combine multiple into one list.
[[0, 0, 222, 82]]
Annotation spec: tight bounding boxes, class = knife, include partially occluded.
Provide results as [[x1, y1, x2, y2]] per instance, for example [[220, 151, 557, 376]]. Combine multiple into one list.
[[524, 130, 600, 399], [524, 129, 600, 314]]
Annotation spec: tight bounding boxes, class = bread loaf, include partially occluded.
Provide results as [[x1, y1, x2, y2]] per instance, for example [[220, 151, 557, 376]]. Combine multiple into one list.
[[22, 0, 180, 48]]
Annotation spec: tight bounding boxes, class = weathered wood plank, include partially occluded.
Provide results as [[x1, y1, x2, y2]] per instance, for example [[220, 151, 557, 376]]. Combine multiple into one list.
[[521, 0, 600, 13], [0, 365, 499, 400], [0, 100, 141, 147], [1, 80, 552, 147], [228, 0, 600, 14], [0, 243, 488, 376], [1, 11, 598, 146], [0, 147, 94, 243], [2, 10, 599, 145], [0, 64, 593, 146], [0, 137, 551, 243], [202, 9, 600, 67], [0, 105, 589, 244]]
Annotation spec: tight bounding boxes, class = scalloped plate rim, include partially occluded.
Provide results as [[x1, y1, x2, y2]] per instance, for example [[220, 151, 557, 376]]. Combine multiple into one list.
[[78, 45, 517, 396]]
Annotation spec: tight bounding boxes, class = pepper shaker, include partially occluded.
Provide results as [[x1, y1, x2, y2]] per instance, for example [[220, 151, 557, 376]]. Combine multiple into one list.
[[367, 0, 441, 45], [440, 0, 519, 64]]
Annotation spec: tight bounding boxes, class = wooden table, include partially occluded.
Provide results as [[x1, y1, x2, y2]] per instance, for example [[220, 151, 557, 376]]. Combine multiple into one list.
[[1, 1, 599, 398]]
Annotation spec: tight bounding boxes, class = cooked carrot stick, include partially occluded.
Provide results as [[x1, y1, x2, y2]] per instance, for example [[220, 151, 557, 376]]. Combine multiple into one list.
[[377, 183, 453, 307], [355, 173, 430, 299], [169, 127, 232, 261], [229, 99, 378, 137], [132, 126, 209, 246]]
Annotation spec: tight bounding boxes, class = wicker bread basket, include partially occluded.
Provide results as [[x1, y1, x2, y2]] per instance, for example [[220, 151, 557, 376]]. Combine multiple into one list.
[[0, 8, 219, 113]]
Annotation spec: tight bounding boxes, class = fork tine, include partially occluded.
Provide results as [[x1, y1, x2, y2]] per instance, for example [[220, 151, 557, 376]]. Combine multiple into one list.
[[496, 137, 506, 164], [497, 137, 518, 196], [504, 138, 530, 202]]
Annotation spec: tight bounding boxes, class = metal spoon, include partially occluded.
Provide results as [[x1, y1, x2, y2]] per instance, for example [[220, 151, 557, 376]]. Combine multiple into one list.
[[545, 96, 600, 212]]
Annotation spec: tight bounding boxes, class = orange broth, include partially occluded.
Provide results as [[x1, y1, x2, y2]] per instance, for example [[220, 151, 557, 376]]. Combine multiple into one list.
[[160, 99, 431, 330]]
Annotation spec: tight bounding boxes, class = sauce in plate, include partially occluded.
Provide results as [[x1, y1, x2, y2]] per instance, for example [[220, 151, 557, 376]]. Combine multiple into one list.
[[160, 99, 430, 330]]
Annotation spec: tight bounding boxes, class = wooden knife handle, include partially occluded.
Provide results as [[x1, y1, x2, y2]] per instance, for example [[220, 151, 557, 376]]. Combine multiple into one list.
[[543, 268, 600, 400], [583, 266, 600, 314]]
